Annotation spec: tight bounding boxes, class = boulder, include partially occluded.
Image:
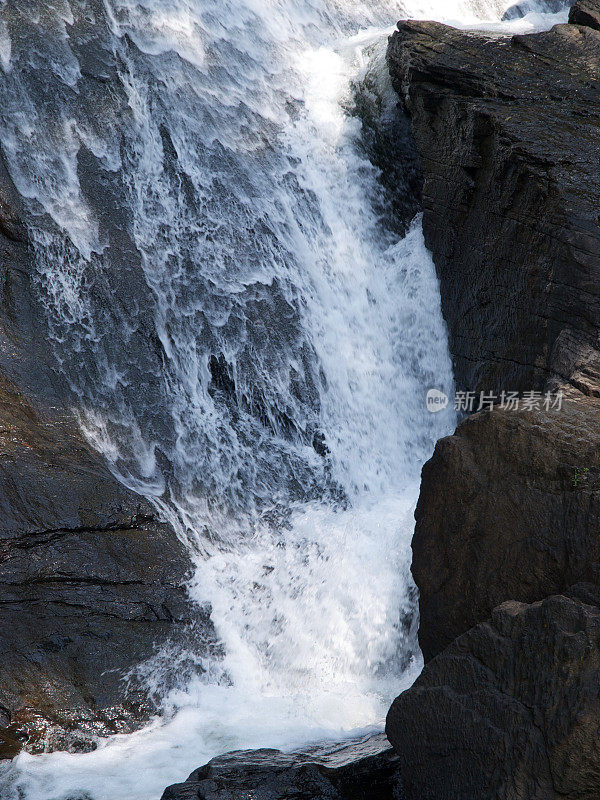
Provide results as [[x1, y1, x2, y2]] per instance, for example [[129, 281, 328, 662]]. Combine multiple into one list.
[[387, 18, 600, 397], [386, 594, 600, 800], [413, 396, 600, 661], [161, 736, 405, 800], [569, 0, 600, 28]]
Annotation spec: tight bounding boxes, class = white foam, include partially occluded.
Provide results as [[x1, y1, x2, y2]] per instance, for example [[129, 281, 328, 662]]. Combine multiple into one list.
[[0, 19, 11, 72]]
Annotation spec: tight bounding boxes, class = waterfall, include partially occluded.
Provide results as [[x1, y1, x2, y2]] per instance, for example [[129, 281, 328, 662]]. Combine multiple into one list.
[[0, 0, 568, 798]]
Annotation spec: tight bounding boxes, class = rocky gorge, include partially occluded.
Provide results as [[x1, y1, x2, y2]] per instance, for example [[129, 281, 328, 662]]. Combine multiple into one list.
[[0, 1, 599, 799], [163, 2, 600, 798]]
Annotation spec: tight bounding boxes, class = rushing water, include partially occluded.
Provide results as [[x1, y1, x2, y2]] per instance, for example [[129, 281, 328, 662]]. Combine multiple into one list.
[[0, 0, 567, 798]]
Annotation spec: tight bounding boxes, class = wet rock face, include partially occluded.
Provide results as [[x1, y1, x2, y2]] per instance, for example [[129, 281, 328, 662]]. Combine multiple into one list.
[[413, 397, 600, 662], [351, 46, 423, 239], [387, 18, 600, 397], [384, 8, 600, 798], [386, 595, 600, 800], [569, 0, 600, 28], [0, 146, 216, 757], [0, 380, 218, 757], [161, 737, 405, 800]]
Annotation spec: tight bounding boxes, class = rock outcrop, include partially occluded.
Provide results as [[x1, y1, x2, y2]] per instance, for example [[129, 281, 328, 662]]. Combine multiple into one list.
[[384, 5, 600, 799], [386, 594, 600, 800], [161, 736, 405, 800], [0, 142, 213, 757], [387, 14, 600, 397], [0, 381, 216, 758], [413, 395, 600, 661]]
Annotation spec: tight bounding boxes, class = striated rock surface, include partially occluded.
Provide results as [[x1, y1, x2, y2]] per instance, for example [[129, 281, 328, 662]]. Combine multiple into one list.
[[413, 395, 600, 661], [161, 736, 405, 800], [569, 0, 600, 28], [0, 382, 216, 758], [0, 139, 213, 757], [386, 594, 600, 800], [384, 6, 600, 798], [387, 15, 600, 397]]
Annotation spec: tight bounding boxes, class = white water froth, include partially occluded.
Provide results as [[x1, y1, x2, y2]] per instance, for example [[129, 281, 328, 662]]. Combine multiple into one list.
[[0, 0, 567, 798]]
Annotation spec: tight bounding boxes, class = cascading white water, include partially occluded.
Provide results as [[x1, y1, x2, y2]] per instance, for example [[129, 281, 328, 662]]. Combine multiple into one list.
[[0, 0, 568, 798]]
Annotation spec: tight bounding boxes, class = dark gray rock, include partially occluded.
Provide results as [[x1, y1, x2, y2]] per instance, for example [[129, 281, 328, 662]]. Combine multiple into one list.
[[0, 379, 219, 757], [412, 396, 600, 662], [387, 17, 600, 397], [0, 106, 217, 758], [383, 7, 600, 799], [387, 594, 600, 800], [161, 735, 405, 800], [569, 0, 600, 28]]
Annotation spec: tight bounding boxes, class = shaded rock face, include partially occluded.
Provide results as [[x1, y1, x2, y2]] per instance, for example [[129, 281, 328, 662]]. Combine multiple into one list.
[[0, 381, 217, 757], [569, 0, 600, 28], [161, 736, 405, 800], [504, 1, 567, 19], [387, 17, 600, 397], [413, 396, 600, 661], [387, 595, 600, 800], [384, 8, 600, 798], [351, 45, 423, 239], [0, 136, 214, 757]]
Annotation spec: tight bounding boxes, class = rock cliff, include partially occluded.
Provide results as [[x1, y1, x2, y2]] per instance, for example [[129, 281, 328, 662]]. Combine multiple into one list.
[[385, 4, 600, 798], [387, 12, 600, 397], [0, 149, 212, 757]]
